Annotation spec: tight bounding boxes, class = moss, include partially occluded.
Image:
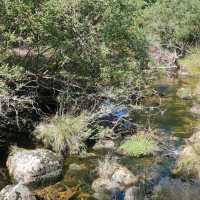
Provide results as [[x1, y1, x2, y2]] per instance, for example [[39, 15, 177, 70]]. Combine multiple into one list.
[[119, 133, 159, 157]]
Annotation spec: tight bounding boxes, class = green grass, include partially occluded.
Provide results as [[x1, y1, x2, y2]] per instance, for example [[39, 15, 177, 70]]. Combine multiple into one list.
[[34, 112, 90, 155], [119, 133, 159, 157]]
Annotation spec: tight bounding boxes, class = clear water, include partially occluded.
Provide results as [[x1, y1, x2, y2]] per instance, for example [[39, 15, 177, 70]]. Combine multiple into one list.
[[1, 68, 200, 199]]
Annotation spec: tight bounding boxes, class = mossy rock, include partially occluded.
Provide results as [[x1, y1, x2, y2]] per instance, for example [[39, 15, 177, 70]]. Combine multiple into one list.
[[7, 148, 64, 188], [173, 132, 200, 180]]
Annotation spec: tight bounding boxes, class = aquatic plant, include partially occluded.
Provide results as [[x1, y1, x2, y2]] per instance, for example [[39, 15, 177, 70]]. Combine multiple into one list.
[[119, 133, 159, 157], [34, 112, 90, 155]]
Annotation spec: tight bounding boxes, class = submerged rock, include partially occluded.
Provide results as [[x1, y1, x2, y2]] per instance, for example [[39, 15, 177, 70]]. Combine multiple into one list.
[[92, 158, 138, 200], [7, 148, 64, 188], [35, 183, 80, 200], [152, 177, 200, 200], [93, 140, 115, 151], [0, 183, 36, 200], [68, 163, 87, 171]]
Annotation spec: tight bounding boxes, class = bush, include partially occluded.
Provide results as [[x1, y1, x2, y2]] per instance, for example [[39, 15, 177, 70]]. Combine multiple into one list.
[[1, 0, 149, 86], [34, 112, 91, 155], [142, 0, 200, 51], [119, 132, 159, 157]]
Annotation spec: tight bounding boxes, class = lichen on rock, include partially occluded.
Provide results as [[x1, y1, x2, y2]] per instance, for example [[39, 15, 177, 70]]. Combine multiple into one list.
[[7, 148, 64, 188]]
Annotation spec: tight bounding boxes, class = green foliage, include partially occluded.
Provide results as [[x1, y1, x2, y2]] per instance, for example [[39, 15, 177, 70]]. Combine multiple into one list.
[[119, 133, 158, 157], [179, 47, 200, 73], [1, 0, 149, 87], [0, 64, 24, 80], [0, 64, 25, 94], [34, 112, 90, 155], [142, 0, 200, 50]]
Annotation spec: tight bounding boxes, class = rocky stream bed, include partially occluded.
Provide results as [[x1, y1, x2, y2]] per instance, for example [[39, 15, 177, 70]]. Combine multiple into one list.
[[0, 60, 200, 200]]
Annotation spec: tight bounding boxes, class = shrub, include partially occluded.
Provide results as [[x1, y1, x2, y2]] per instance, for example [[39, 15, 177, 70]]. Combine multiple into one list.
[[119, 133, 158, 157], [1, 0, 149, 85], [34, 112, 90, 155], [142, 0, 200, 51]]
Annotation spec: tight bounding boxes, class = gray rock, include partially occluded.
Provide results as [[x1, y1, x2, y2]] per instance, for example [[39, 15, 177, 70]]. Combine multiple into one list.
[[92, 163, 138, 199], [0, 184, 36, 200], [111, 167, 138, 186], [7, 148, 63, 188], [92, 178, 121, 194]]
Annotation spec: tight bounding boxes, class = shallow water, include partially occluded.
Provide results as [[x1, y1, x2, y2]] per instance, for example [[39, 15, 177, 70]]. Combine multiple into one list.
[[1, 66, 200, 199], [58, 68, 200, 199]]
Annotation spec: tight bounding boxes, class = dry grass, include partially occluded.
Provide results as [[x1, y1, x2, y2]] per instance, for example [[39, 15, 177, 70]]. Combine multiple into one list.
[[97, 155, 119, 179], [34, 112, 90, 155]]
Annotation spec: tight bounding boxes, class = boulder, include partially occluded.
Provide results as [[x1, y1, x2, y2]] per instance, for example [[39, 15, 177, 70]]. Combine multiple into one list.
[[111, 167, 138, 186], [7, 148, 64, 188], [152, 177, 200, 200], [93, 140, 115, 151], [92, 162, 138, 199], [92, 178, 121, 194], [0, 184, 36, 200]]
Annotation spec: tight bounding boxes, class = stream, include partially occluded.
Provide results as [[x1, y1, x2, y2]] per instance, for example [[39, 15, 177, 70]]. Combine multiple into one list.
[[53, 67, 200, 199], [0, 63, 200, 199]]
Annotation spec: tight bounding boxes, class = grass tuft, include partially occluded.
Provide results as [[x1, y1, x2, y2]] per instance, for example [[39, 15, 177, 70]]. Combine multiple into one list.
[[34, 112, 90, 155], [119, 133, 159, 157]]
